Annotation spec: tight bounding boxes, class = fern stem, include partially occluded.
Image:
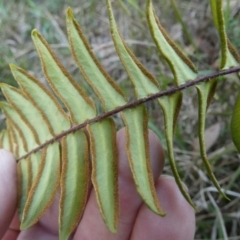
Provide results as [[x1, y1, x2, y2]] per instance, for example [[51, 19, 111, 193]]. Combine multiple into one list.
[[16, 65, 240, 161]]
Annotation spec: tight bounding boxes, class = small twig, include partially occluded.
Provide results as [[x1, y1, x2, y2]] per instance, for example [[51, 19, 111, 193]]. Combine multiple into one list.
[[17, 65, 240, 161]]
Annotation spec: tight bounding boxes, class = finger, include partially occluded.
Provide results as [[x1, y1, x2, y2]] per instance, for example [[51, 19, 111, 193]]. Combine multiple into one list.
[[0, 149, 17, 239], [130, 175, 196, 240], [17, 190, 60, 240], [74, 128, 165, 240], [17, 224, 58, 240], [2, 211, 20, 240]]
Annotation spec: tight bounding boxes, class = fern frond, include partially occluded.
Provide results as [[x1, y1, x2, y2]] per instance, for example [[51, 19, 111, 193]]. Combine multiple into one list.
[[59, 130, 89, 239], [0, 1, 240, 239]]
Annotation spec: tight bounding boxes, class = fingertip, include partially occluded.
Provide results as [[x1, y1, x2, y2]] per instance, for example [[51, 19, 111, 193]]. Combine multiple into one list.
[[157, 175, 193, 216], [0, 149, 17, 239], [131, 175, 195, 240], [0, 149, 17, 187], [0, 148, 16, 163]]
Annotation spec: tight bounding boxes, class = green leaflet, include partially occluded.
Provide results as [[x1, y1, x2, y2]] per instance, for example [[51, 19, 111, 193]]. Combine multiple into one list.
[[7, 126, 23, 156], [122, 105, 165, 216], [29, 152, 42, 188], [210, 0, 227, 69], [10, 64, 71, 135], [147, 0, 212, 207], [196, 81, 229, 199], [210, 0, 240, 69], [5, 121, 12, 151], [107, 0, 198, 208], [66, 10, 123, 233], [0, 130, 11, 151], [21, 142, 60, 230], [66, 8, 127, 111], [13, 128, 22, 156], [158, 93, 197, 210], [210, 0, 220, 30], [208, 0, 239, 198], [18, 151, 42, 223], [0, 84, 52, 144], [146, 0, 197, 85], [17, 158, 31, 221], [59, 131, 89, 240], [106, 0, 160, 98], [0, 102, 37, 153], [231, 92, 240, 153], [87, 118, 119, 233], [6, 124, 14, 152], [107, 0, 165, 215], [31, 30, 96, 124], [6, 121, 14, 153], [12, 129, 22, 156], [8, 122, 21, 156]]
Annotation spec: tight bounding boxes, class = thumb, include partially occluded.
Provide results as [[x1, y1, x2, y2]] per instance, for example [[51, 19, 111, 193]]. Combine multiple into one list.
[[0, 149, 17, 239]]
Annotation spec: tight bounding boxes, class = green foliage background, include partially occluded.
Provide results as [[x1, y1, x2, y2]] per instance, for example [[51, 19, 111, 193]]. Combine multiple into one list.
[[0, 0, 240, 238]]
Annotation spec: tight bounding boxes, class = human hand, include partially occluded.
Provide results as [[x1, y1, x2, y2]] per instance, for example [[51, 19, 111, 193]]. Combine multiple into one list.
[[0, 129, 195, 240]]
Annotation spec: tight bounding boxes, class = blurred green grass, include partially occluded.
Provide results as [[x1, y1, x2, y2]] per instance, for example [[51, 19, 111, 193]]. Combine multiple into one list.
[[1, 0, 240, 239]]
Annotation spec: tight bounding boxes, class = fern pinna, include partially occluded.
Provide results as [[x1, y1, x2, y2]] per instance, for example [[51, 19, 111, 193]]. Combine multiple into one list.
[[0, 0, 240, 239]]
